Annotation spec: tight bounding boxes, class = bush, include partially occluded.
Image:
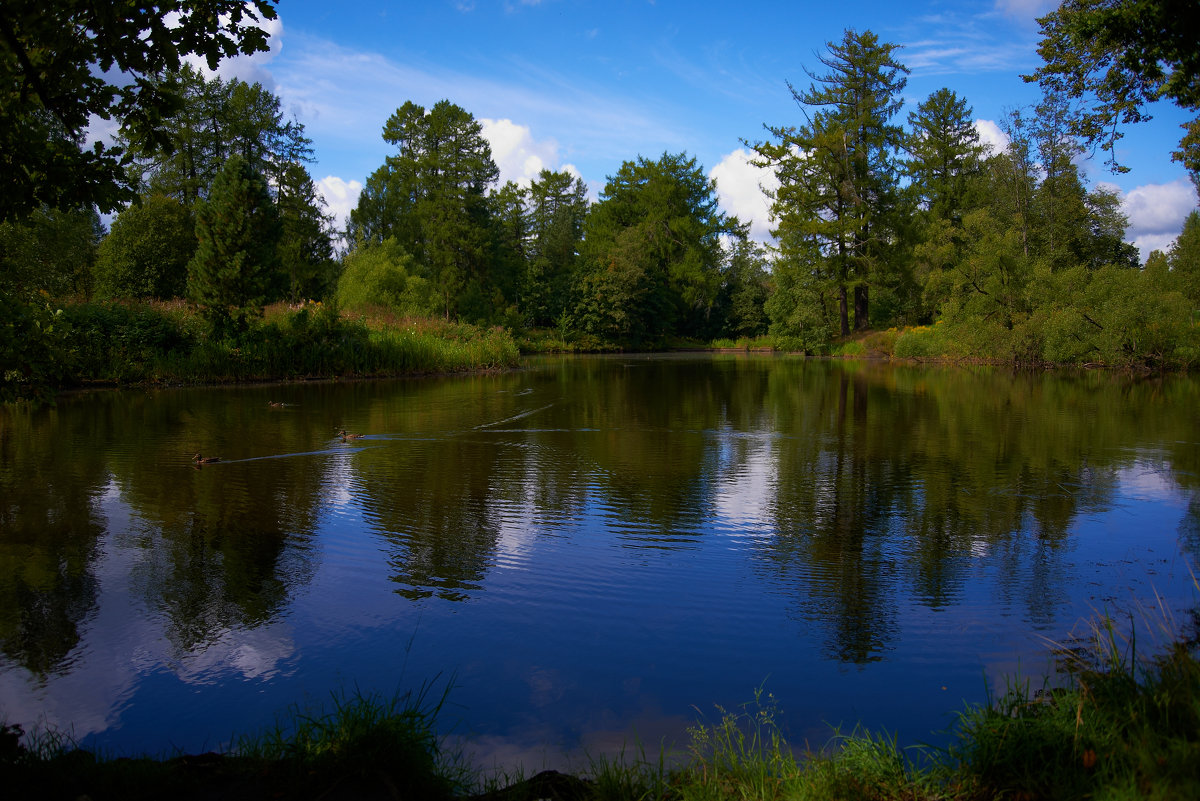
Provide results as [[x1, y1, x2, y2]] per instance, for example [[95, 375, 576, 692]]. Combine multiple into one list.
[[0, 295, 72, 402], [93, 195, 195, 300], [336, 238, 436, 317], [893, 324, 949, 360], [60, 302, 195, 382]]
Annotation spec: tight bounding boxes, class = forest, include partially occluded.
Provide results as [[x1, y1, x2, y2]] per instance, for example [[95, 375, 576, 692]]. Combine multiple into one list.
[[2, 1, 1199, 402]]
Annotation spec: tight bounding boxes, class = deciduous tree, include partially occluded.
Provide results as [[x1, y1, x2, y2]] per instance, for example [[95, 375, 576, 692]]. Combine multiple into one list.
[[93, 194, 195, 299], [0, 0, 277, 221], [575, 152, 740, 344], [1025, 0, 1200, 184]]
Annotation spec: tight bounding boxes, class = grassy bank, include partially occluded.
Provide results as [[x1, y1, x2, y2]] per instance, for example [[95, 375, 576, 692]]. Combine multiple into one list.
[[2, 298, 520, 401], [4, 609, 1197, 800]]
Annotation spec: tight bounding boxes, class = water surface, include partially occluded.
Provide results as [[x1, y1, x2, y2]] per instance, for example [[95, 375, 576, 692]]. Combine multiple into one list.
[[1, 355, 1197, 766]]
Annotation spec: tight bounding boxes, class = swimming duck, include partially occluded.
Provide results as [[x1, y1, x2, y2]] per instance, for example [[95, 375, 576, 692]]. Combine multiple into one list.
[[338, 429, 365, 441], [268, 401, 285, 408], [192, 453, 221, 464]]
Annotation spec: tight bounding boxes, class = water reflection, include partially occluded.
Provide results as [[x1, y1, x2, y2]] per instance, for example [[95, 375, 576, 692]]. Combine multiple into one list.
[[0, 358, 1197, 757], [0, 403, 107, 679]]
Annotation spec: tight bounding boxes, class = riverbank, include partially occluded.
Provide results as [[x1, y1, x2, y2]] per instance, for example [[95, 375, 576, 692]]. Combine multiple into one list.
[[5, 610, 1197, 801], [516, 322, 1197, 372], [2, 299, 521, 403]]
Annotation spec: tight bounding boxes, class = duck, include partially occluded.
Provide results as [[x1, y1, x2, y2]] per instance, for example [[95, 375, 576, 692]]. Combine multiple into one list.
[[338, 429, 365, 441], [192, 452, 221, 464], [268, 401, 285, 408]]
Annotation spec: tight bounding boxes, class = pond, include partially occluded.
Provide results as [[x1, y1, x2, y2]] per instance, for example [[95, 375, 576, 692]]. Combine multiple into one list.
[[1, 355, 1197, 768]]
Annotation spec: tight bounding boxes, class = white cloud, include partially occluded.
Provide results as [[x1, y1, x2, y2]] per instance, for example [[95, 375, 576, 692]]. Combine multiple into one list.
[[480, 118, 558, 187], [183, 7, 284, 89], [316, 175, 363, 234], [479, 118, 588, 192], [1119, 179, 1199, 259], [994, 0, 1059, 21], [270, 33, 682, 190], [709, 148, 779, 243], [974, 119, 1010, 155]]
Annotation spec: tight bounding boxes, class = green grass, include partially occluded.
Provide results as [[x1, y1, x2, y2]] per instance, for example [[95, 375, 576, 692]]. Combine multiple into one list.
[[36, 299, 521, 394], [707, 335, 776, 351], [3, 592, 1197, 800]]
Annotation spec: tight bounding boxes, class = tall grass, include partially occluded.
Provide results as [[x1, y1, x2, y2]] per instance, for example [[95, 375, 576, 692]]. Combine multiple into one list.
[[949, 600, 1200, 801], [45, 299, 520, 392], [3, 605, 1197, 800], [233, 683, 470, 800]]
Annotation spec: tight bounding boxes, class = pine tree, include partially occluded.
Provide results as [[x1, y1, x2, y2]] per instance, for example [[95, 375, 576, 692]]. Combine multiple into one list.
[[754, 29, 909, 335], [187, 155, 281, 336], [524, 169, 589, 327], [905, 88, 984, 226]]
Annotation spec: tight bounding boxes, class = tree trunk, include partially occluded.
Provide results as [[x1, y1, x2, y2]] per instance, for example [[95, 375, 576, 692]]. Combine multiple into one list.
[[839, 285, 850, 336], [854, 284, 869, 331]]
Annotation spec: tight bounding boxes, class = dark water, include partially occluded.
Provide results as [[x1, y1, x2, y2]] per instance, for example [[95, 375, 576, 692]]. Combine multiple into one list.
[[1, 355, 1197, 767]]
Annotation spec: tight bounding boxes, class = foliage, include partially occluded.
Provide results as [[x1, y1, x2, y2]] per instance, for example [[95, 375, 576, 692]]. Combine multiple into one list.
[[93, 194, 195, 300], [905, 87, 985, 227], [0, 205, 102, 299], [117, 66, 331, 304], [187, 155, 282, 337], [336, 237, 435, 316], [1170, 210, 1200, 305], [0, 295, 72, 403], [720, 238, 772, 339], [275, 162, 338, 302], [1025, 0, 1200, 184], [523, 169, 590, 327], [765, 250, 839, 353], [59, 301, 196, 382], [575, 151, 741, 344], [952, 611, 1200, 801], [350, 99, 503, 321], [0, 0, 278, 221], [892, 323, 953, 361], [0, 295, 519, 400], [2, 685, 467, 801], [754, 28, 910, 336], [234, 684, 466, 801]]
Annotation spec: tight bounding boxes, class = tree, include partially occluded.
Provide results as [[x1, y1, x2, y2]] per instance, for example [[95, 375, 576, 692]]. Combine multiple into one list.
[[0, 0, 278, 221], [335, 237, 434, 316], [93, 194, 195, 299], [187, 155, 281, 336], [1169, 210, 1200, 304], [720, 239, 772, 339], [275, 162, 337, 302], [905, 88, 984, 226], [127, 66, 313, 210], [575, 152, 741, 344], [1025, 0, 1200, 184], [0, 206, 102, 299], [349, 100, 501, 320], [484, 180, 528, 323], [754, 29, 910, 335], [524, 169, 589, 327]]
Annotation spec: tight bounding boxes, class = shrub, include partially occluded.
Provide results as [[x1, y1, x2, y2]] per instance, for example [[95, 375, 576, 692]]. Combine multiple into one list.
[[93, 195, 195, 300]]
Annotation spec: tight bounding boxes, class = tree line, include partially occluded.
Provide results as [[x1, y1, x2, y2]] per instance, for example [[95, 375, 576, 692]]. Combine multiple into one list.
[[2, 1, 1199, 391]]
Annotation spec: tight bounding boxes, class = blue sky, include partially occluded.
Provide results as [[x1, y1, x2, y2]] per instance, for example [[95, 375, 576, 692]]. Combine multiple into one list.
[[208, 0, 1197, 257]]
